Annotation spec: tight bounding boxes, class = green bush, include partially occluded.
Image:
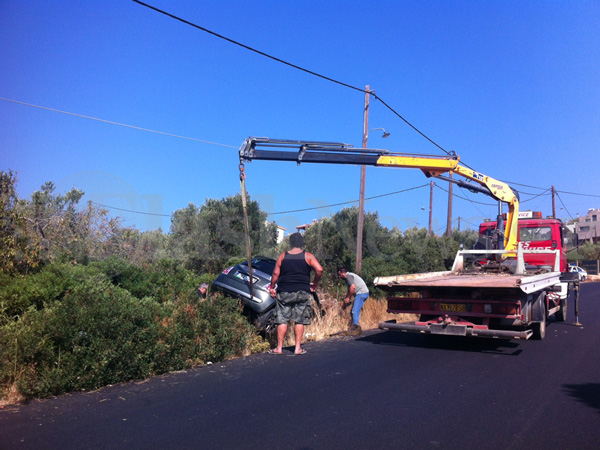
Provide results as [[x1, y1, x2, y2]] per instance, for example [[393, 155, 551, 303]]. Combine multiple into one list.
[[0, 263, 257, 401], [0, 263, 102, 325], [90, 256, 201, 303]]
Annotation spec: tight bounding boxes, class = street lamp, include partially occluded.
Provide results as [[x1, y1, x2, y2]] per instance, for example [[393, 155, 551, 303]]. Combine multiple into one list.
[[369, 127, 391, 138]]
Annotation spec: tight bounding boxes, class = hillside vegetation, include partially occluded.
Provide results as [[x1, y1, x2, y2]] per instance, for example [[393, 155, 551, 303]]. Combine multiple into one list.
[[1, 170, 479, 403]]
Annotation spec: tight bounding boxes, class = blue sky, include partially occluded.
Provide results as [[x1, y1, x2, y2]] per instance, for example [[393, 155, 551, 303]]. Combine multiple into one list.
[[2, 0, 599, 234]]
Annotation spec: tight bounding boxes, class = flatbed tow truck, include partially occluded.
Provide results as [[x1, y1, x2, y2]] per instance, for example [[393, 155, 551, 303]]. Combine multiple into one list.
[[239, 137, 579, 340]]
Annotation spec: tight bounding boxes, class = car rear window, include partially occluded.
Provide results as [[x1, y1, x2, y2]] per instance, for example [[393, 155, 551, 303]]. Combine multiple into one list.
[[247, 258, 275, 274]]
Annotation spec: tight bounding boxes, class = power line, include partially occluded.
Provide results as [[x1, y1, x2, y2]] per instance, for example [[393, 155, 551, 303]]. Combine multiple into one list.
[[434, 217, 459, 234], [459, 217, 479, 228], [555, 192, 576, 222], [92, 184, 429, 218], [91, 201, 171, 217], [520, 188, 550, 204], [132, 0, 453, 156], [500, 179, 548, 191], [434, 183, 495, 207], [0, 97, 238, 149], [7, 93, 589, 219], [554, 189, 600, 199], [3, 98, 598, 204], [267, 184, 429, 215]]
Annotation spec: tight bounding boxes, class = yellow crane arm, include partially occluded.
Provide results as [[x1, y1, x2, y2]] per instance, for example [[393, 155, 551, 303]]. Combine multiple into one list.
[[240, 137, 520, 252], [374, 153, 519, 251]]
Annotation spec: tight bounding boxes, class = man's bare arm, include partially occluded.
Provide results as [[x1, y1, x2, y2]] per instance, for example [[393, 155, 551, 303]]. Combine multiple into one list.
[[268, 253, 285, 297], [306, 252, 323, 290]]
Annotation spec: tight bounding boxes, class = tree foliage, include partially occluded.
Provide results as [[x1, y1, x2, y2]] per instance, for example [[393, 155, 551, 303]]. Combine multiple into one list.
[[0, 171, 126, 273], [569, 242, 600, 261], [169, 194, 277, 274], [303, 207, 479, 292]]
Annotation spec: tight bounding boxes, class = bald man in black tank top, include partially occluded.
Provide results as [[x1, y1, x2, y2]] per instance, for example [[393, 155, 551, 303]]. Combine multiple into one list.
[[268, 232, 323, 355]]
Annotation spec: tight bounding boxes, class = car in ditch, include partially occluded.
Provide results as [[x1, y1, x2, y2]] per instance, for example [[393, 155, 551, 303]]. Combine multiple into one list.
[[211, 255, 323, 334], [211, 256, 278, 333]]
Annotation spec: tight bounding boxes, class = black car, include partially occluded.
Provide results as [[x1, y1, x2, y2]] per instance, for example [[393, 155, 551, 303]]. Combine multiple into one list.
[[212, 256, 277, 332]]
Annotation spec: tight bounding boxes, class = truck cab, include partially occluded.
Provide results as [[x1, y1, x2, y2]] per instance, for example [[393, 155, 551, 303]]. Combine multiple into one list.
[[478, 211, 568, 273]]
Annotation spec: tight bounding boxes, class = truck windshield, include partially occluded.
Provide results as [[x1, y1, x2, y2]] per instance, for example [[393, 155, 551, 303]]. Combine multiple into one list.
[[519, 226, 552, 242]]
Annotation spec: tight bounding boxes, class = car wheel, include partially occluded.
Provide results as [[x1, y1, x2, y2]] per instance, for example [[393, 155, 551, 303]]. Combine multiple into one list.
[[255, 309, 276, 336]]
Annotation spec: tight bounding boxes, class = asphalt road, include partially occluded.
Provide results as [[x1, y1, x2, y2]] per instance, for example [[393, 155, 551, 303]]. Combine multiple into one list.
[[2, 283, 599, 450]]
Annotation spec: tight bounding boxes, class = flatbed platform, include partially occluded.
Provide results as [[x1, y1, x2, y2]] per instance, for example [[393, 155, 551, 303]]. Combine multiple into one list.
[[374, 270, 561, 293]]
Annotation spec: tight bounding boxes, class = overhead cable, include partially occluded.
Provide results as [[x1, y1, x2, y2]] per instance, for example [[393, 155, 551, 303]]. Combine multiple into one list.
[[131, 0, 452, 156], [433, 183, 495, 207], [0, 97, 237, 148], [555, 192, 576, 222], [520, 188, 550, 204], [91, 201, 171, 217], [267, 184, 429, 215], [90, 184, 429, 218]]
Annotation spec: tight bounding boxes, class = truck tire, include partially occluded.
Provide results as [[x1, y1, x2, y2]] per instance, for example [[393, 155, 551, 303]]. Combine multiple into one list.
[[555, 299, 568, 322], [532, 317, 546, 340], [531, 292, 547, 340]]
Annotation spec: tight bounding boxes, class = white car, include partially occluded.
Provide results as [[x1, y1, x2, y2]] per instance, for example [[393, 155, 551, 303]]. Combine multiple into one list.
[[569, 265, 588, 281]]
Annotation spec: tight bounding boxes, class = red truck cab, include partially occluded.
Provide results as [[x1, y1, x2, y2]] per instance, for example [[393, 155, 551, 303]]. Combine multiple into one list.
[[478, 211, 568, 273]]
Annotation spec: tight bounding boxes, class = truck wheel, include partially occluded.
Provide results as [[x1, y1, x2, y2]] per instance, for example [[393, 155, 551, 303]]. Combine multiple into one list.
[[555, 299, 568, 322], [532, 317, 546, 340]]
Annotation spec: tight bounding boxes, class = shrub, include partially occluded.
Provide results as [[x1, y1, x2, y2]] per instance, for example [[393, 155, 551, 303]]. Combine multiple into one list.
[[0, 264, 258, 402], [0, 263, 102, 325], [90, 256, 201, 303]]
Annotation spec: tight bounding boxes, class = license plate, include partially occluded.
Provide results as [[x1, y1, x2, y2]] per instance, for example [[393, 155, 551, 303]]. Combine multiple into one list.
[[235, 271, 258, 284], [439, 303, 466, 312]]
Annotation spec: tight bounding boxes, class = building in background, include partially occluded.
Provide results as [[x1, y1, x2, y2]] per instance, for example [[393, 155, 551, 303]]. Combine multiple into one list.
[[275, 224, 286, 244], [266, 221, 286, 244], [575, 208, 600, 244], [296, 219, 318, 233]]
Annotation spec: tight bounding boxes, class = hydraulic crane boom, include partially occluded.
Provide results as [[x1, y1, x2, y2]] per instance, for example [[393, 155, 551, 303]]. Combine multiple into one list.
[[239, 137, 520, 252]]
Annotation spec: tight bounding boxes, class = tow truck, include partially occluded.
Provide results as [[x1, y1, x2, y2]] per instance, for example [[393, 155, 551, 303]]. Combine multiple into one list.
[[239, 137, 578, 340]]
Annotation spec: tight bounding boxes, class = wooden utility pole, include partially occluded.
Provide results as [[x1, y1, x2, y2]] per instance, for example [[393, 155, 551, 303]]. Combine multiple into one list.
[[356, 85, 370, 274], [445, 172, 453, 237], [552, 185, 556, 218], [429, 180, 434, 236]]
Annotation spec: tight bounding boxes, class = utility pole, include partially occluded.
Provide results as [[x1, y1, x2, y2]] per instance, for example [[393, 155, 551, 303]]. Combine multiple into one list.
[[429, 180, 434, 236], [445, 172, 453, 237], [356, 85, 370, 274], [551, 185, 556, 218]]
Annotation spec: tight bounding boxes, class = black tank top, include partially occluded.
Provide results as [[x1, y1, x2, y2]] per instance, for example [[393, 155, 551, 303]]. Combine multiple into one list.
[[277, 251, 311, 293]]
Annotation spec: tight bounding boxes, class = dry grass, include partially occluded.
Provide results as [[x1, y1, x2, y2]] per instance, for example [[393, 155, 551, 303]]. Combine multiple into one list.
[[280, 292, 417, 346], [0, 382, 25, 408]]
